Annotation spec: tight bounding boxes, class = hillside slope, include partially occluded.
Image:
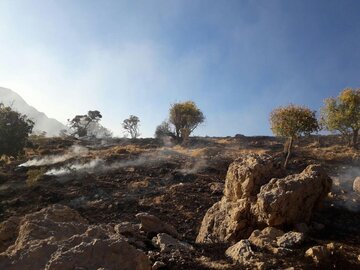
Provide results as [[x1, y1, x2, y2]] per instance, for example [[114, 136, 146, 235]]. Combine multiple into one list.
[[0, 87, 66, 136]]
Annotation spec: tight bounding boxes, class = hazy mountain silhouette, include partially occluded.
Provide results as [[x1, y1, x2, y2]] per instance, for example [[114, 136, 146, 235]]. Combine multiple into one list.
[[0, 87, 66, 136]]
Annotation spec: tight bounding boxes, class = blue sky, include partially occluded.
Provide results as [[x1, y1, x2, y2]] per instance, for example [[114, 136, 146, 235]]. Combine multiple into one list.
[[0, 0, 360, 137]]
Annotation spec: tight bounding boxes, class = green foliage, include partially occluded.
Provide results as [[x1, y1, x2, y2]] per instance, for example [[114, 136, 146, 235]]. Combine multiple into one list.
[[122, 115, 140, 139], [321, 88, 360, 147], [169, 101, 205, 141], [68, 110, 102, 137], [270, 104, 319, 139], [0, 103, 34, 157], [270, 104, 319, 168]]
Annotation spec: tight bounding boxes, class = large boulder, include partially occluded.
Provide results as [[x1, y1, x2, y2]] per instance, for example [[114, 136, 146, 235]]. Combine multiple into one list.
[[223, 154, 283, 201], [196, 154, 332, 244], [0, 204, 151, 270], [253, 165, 332, 226], [196, 198, 251, 243], [196, 154, 283, 243]]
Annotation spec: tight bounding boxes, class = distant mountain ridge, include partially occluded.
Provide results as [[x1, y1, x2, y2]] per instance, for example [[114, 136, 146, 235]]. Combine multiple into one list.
[[0, 87, 66, 136]]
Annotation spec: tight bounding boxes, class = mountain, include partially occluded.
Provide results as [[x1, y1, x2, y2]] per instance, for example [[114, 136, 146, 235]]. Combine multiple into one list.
[[0, 87, 66, 136]]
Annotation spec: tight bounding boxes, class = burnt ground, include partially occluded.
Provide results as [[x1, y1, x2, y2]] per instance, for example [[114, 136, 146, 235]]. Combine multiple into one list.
[[0, 135, 360, 269]]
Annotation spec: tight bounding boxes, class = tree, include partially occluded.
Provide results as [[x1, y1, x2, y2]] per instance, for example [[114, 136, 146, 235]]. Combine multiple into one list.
[[122, 115, 140, 139], [68, 110, 102, 137], [0, 103, 34, 157], [155, 120, 175, 139], [321, 88, 360, 149], [169, 101, 205, 142], [270, 104, 319, 168]]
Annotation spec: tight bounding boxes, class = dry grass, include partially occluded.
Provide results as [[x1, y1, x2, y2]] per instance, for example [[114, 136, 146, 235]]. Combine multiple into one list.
[[26, 168, 46, 186], [302, 144, 360, 163]]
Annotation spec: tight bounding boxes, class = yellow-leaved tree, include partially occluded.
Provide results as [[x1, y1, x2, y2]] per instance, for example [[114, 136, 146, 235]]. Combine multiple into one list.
[[169, 101, 205, 143]]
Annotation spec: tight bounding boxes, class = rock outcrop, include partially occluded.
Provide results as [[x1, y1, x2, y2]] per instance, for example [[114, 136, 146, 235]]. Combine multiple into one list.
[[196, 154, 283, 243], [0, 204, 151, 270], [253, 164, 332, 226], [196, 154, 332, 244]]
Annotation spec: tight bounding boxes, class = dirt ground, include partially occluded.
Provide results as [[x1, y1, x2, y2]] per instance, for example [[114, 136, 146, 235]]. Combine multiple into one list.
[[0, 135, 360, 269]]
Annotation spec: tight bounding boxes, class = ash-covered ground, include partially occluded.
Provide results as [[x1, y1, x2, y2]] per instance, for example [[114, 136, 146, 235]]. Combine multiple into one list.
[[0, 135, 360, 269]]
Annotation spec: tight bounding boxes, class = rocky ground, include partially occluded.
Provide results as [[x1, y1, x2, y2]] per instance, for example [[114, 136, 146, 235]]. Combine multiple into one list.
[[0, 135, 359, 269]]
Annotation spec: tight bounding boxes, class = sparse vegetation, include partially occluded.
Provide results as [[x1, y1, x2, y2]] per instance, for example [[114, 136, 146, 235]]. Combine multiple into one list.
[[26, 168, 46, 186], [321, 88, 360, 149], [0, 103, 34, 157], [169, 101, 205, 143], [270, 104, 319, 168], [122, 115, 141, 139]]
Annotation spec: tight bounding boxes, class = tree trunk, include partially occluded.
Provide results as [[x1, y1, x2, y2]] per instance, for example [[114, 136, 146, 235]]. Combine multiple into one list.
[[353, 129, 359, 149], [284, 137, 293, 169], [175, 128, 180, 142]]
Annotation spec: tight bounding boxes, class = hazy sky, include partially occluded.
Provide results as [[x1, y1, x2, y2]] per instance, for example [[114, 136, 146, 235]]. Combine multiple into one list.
[[1, 0, 360, 137]]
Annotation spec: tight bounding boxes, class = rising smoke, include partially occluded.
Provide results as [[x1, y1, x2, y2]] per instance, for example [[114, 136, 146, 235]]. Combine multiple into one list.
[[19, 145, 89, 167], [30, 147, 208, 176], [331, 166, 360, 212]]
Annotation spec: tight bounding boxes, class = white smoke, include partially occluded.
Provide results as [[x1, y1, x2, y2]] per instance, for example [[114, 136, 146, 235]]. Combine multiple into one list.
[[19, 145, 89, 167], [177, 158, 207, 175], [43, 147, 207, 176], [45, 158, 104, 176], [331, 166, 360, 212]]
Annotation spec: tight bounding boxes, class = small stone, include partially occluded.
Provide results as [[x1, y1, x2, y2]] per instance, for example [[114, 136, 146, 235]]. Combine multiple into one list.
[[326, 242, 336, 251], [136, 213, 180, 238], [152, 261, 166, 270], [152, 233, 193, 253], [249, 227, 284, 251], [114, 222, 139, 236], [305, 246, 330, 264], [225, 239, 255, 263], [277, 231, 305, 248]]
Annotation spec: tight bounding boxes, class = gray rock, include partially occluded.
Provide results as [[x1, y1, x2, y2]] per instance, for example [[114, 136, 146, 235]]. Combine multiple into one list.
[[152, 233, 193, 253], [277, 231, 305, 248]]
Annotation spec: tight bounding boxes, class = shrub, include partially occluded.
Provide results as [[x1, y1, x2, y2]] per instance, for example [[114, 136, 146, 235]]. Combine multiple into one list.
[[0, 103, 34, 157]]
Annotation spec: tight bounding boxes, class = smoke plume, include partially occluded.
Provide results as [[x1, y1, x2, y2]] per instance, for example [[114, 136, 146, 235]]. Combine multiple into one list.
[[19, 145, 89, 167]]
